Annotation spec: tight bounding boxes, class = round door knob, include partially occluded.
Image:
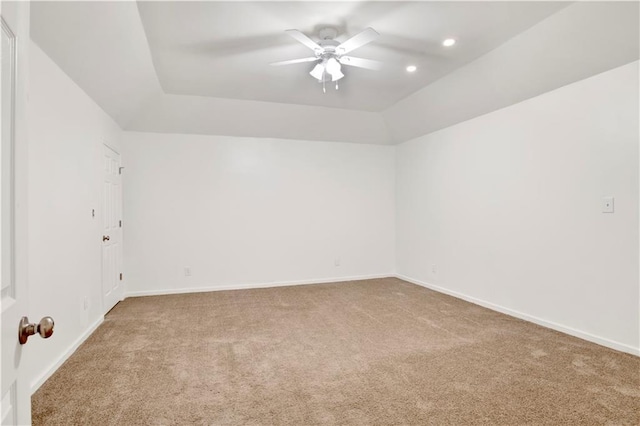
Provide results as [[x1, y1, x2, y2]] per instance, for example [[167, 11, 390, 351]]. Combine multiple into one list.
[[38, 316, 55, 338], [18, 316, 55, 344], [103, 235, 110, 241]]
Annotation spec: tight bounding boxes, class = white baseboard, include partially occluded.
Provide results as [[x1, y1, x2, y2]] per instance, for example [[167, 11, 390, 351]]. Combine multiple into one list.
[[396, 274, 639, 357], [124, 273, 394, 298], [30, 316, 105, 394]]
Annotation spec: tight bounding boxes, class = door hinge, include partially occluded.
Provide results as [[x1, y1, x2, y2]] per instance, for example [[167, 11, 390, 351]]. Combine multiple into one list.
[[119, 220, 122, 228], [119, 273, 123, 281]]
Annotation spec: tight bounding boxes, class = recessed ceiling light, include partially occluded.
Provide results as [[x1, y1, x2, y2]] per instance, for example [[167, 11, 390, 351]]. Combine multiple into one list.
[[442, 38, 456, 47], [406, 65, 417, 73]]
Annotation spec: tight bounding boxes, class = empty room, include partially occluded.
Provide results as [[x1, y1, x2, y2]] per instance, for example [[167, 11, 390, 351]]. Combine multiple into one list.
[[1, 0, 639, 424]]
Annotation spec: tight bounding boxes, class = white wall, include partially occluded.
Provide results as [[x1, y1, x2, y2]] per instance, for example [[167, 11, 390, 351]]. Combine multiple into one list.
[[27, 42, 123, 391], [396, 62, 639, 355], [122, 132, 395, 296]]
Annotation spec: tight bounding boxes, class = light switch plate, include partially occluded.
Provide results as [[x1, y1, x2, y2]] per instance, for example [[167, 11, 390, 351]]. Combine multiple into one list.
[[602, 196, 614, 213]]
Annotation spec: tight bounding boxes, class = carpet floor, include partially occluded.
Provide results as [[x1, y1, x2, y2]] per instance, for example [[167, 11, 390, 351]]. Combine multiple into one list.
[[32, 278, 639, 425]]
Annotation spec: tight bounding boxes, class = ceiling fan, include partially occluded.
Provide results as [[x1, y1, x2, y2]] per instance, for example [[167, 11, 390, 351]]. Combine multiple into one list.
[[270, 27, 382, 93]]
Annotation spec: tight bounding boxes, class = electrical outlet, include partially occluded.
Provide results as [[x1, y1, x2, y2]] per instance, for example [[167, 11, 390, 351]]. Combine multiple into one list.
[[335, 257, 341, 267], [184, 266, 192, 277], [83, 297, 89, 311], [431, 264, 437, 274]]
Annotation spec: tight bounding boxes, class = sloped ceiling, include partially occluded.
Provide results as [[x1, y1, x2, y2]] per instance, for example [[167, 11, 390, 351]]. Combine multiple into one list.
[[30, 1, 639, 144], [30, 1, 163, 128], [383, 1, 640, 142]]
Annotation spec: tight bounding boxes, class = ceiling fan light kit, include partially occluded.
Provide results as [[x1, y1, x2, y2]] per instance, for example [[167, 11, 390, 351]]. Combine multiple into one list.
[[270, 26, 382, 93]]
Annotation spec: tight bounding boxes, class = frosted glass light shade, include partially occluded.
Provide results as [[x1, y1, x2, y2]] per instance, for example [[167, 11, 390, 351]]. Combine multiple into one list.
[[310, 63, 324, 80]]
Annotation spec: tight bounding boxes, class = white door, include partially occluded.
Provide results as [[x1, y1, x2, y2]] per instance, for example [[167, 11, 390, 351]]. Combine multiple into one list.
[[102, 145, 123, 313], [1, 1, 33, 424]]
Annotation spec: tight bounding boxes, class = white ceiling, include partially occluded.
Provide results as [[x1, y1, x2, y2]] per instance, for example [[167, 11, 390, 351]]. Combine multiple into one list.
[[137, 1, 568, 111], [29, 1, 639, 144], [30, 0, 162, 128], [384, 0, 640, 142]]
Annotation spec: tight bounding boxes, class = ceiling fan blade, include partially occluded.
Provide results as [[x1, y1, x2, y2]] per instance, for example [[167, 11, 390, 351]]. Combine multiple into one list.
[[338, 56, 383, 71], [270, 57, 318, 66], [285, 29, 322, 52], [336, 27, 379, 55]]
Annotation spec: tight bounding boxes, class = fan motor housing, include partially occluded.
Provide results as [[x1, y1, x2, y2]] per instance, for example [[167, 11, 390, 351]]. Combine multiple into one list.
[[318, 39, 339, 50]]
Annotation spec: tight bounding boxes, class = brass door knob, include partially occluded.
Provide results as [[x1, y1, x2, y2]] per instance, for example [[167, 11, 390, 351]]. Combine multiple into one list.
[[102, 235, 110, 241], [18, 316, 55, 345]]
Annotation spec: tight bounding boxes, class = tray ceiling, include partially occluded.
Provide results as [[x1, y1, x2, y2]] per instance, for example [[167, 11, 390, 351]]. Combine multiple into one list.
[[138, 1, 568, 111]]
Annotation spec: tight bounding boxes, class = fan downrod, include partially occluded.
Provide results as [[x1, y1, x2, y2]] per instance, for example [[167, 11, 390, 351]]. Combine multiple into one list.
[[318, 27, 338, 40]]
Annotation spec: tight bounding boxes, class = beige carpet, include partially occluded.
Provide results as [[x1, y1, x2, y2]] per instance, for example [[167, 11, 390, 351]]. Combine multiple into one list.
[[32, 278, 639, 425]]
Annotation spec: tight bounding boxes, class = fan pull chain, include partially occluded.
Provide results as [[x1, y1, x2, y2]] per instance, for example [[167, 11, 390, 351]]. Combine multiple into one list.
[[336, 81, 339, 91], [323, 78, 326, 94]]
